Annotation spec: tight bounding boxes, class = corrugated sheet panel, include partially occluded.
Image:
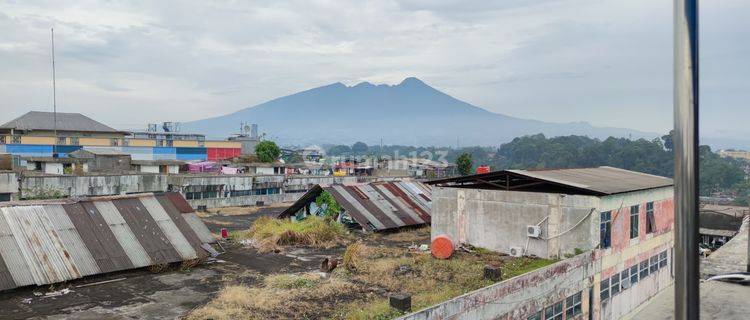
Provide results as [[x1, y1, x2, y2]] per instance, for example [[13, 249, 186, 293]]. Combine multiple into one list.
[[64, 203, 134, 273], [93, 201, 152, 268], [139, 196, 197, 260], [0, 213, 34, 287], [42, 205, 100, 277], [0, 246, 16, 291], [181, 213, 216, 243], [1, 206, 78, 285], [155, 194, 211, 256], [165, 192, 194, 213], [330, 185, 387, 231], [372, 184, 422, 225], [112, 198, 183, 264]]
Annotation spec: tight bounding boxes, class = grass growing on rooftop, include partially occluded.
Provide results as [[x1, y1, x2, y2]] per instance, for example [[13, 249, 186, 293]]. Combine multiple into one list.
[[236, 216, 348, 253]]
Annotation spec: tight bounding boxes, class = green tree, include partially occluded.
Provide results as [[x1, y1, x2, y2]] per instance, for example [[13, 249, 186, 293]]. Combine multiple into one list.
[[456, 153, 473, 175], [315, 191, 342, 219], [351, 141, 369, 154], [328, 145, 351, 156], [255, 140, 281, 163]]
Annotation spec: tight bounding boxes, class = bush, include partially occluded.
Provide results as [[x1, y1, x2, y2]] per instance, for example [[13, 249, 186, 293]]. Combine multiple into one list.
[[247, 216, 347, 252]]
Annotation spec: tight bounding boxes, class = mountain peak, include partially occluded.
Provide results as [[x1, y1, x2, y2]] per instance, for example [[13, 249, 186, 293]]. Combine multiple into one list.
[[398, 77, 427, 87]]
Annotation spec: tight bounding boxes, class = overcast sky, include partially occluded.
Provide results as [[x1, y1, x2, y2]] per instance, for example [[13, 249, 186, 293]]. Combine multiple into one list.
[[0, 0, 747, 139]]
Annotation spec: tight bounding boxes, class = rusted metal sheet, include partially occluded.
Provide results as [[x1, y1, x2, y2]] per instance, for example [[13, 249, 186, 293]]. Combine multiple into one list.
[[0, 213, 34, 287], [139, 196, 197, 260], [384, 182, 431, 222], [112, 198, 182, 264], [164, 192, 194, 213], [155, 194, 211, 257], [1, 206, 79, 285], [330, 185, 387, 230], [372, 184, 421, 225], [93, 201, 152, 268], [181, 212, 216, 244], [42, 205, 100, 277], [64, 203, 134, 273]]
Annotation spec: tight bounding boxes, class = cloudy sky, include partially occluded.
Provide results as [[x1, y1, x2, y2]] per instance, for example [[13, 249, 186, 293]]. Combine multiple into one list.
[[0, 0, 747, 140]]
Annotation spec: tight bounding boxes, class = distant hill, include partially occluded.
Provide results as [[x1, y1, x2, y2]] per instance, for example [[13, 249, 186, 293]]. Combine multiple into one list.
[[184, 77, 656, 146]]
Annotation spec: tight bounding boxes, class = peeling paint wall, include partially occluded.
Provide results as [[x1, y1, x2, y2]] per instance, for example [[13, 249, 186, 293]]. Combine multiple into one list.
[[399, 253, 598, 320], [0, 172, 19, 201], [20, 174, 168, 199], [432, 187, 599, 258]]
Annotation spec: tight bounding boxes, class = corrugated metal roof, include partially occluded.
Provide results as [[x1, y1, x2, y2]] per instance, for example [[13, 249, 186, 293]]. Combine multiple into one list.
[[0, 192, 214, 292], [0, 111, 123, 133], [427, 166, 673, 196], [279, 181, 432, 232], [182, 213, 216, 244], [93, 201, 152, 268]]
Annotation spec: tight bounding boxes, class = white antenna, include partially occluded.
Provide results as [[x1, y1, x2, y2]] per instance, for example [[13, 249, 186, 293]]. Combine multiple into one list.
[[51, 28, 58, 157]]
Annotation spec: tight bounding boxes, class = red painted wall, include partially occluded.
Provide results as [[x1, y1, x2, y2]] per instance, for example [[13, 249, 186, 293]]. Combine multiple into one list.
[[207, 148, 241, 161], [610, 197, 674, 253]]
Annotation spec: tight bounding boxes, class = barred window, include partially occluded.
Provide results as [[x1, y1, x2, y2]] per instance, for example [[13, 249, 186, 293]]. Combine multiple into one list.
[[650, 255, 659, 273], [11, 135, 21, 144], [0, 135, 6, 144], [620, 269, 631, 290], [565, 292, 582, 317], [600, 278, 610, 301]]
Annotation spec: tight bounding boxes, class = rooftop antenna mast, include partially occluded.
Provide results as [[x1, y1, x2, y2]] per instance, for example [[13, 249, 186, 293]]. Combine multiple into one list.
[[51, 28, 58, 157]]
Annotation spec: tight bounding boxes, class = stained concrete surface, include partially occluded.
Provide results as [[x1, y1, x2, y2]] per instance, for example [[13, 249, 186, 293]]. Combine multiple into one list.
[[630, 281, 750, 319]]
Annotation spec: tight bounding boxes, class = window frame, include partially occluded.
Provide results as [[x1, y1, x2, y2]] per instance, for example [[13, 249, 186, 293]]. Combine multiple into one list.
[[11, 135, 21, 144], [646, 202, 655, 234], [527, 311, 542, 320], [650, 255, 659, 273], [110, 138, 119, 146], [544, 300, 564, 320], [69, 137, 79, 146], [620, 269, 631, 290], [659, 250, 668, 268], [630, 265, 639, 285], [630, 205, 640, 239], [610, 273, 620, 296], [57, 136, 67, 145], [640, 260, 650, 279], [600, 211, 612, 248], [565, 292, 582, 318], [600, 278, 610, 301]]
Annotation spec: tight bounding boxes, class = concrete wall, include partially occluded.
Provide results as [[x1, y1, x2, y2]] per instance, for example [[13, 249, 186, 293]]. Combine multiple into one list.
[[20, 174, 168, 198], [398, 253, 597, 320], [0, 172, 18, 201], [43, 163, 64, 175], [139, 165, 160, 173], [432, 187, 599, 259], [186, 193, 304, 208]]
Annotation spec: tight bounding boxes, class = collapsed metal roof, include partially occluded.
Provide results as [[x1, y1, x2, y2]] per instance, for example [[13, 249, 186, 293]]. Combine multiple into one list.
[[279, 181, 432, 231], [0, 192, 215, 291], [427, 166, 673, 196]]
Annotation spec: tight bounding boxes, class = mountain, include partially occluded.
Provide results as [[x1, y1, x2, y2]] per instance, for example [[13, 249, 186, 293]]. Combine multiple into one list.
[[184, 77, 657, 146]]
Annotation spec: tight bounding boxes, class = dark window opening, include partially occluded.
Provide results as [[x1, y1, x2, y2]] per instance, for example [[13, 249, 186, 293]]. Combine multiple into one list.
[[630, 205, 639, 239]]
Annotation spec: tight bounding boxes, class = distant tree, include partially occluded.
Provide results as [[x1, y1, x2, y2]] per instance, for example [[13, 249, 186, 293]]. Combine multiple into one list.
[[255, 140, 281, 163], [661, 130, 674, 151], [351, 141, 369, 154], [456, 153, 473, 175], [328, 145, 351, 156]]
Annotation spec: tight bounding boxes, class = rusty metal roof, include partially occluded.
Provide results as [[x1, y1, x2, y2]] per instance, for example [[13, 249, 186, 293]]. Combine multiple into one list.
[[0, 192, 215, 291], [279, 181, 431, 232], [427, 166, 672, 196]]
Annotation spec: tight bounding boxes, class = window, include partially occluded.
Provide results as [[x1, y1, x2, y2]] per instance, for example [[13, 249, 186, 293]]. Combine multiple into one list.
[[646, 202, 655, 234], [122, 138, 129, 146], [565, 292, 582, 317], [156, 139, 164, 147], [166, 140, 173, 147], [110, 138, 119, 146], [600, 211, 612, 248], [640, 260, 650, 278], [620, 269, 631, 290], [0, 135, 6, 144], [527, 311, 542, 320], [630, 205, 639, 239], [659, 251, 668, 268], [11, 135, 21, 144], [650, 255, 659, 273], [610, 273, 620, 296], [57, 136, 66, 145], [70, 137, 79, 145], [630, 265, 639, 285], [600, 278, 610, 300], [544, 301, 563, 320]]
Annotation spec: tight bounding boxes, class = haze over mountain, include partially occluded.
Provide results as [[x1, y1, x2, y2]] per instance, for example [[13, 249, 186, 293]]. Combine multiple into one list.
[[184, 77, 657, 147]]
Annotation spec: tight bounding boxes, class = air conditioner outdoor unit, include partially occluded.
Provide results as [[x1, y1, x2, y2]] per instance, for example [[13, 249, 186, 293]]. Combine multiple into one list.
[[527, 225, 542, 238], [509, 246, 523, 257]]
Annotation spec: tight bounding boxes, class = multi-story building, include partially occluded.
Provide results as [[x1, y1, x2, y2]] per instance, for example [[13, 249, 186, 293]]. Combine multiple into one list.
[[0, 111, 241, 161], [427, 166, 674, 319]]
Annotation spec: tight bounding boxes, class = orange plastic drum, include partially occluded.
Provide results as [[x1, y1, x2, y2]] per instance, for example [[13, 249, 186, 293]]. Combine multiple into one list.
[[431, 234, 454, 259]]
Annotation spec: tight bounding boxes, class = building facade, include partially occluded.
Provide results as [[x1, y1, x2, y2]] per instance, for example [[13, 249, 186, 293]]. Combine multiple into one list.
[[0, 111, 241, 161], [427, 167, 675, 319]]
